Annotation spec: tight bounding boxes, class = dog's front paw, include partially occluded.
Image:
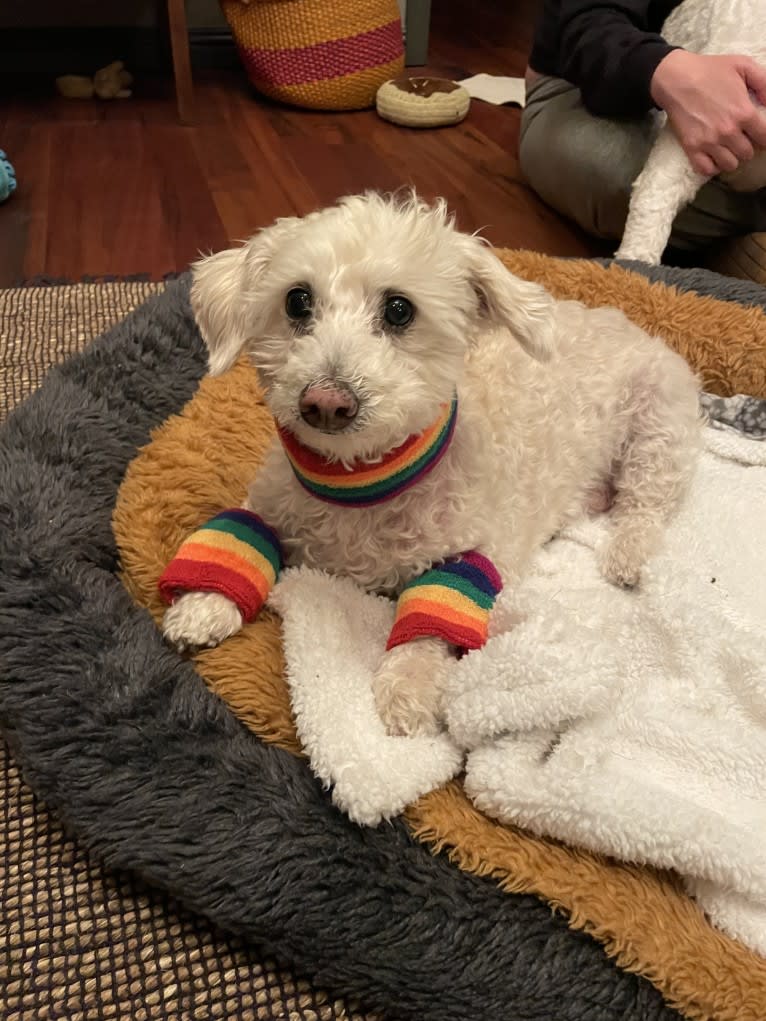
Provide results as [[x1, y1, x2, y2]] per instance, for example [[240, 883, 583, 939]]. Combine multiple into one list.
[[162, 591, 243, 652], [372, 639, 451, 737], [598, 537, 643, 590]]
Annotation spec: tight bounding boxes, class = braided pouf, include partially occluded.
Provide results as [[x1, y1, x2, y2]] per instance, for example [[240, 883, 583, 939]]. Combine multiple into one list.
[[222, 0, 405, 111]]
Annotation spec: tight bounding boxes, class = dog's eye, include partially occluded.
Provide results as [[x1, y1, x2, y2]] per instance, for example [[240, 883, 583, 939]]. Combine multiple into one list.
[[285, 287, 313, 321], [384, 295, 414, 329]]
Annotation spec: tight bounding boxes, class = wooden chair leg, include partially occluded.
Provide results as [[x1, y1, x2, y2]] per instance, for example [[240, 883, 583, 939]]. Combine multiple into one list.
[[405, 0, 432, 66], [166, 0, 195, 125]]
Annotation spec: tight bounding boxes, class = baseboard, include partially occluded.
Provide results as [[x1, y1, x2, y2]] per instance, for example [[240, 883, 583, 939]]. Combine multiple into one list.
[[188, 28, 240, 70], [0, 25, 239, 77]]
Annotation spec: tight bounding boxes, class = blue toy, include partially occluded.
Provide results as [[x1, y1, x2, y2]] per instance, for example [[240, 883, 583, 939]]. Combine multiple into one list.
[[0, 150, 16, 202]]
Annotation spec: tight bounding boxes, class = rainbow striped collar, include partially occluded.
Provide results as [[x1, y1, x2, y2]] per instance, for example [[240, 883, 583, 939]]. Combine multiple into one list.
[[278, 398, 458, 507]]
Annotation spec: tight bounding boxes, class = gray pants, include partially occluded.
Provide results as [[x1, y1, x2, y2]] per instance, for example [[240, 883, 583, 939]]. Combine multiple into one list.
[[519, 75, 766, 253]]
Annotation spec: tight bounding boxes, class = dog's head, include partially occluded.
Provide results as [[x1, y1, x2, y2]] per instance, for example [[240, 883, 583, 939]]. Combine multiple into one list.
[[191, 192, 554, 461]]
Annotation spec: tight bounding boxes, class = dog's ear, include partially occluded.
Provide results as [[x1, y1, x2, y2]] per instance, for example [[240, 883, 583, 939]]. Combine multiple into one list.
[[191, 244, 252, 375], [467, 242, 555, 362], [191, 217, 300, 376]]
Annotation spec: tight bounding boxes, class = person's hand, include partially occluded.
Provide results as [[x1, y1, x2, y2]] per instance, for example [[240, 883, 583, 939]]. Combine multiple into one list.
[[650, 50, 766, 176]]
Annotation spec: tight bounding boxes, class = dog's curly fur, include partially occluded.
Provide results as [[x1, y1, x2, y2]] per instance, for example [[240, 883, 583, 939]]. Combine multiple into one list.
[[616, 0, 766, 265], [163, 193, 702, 735]]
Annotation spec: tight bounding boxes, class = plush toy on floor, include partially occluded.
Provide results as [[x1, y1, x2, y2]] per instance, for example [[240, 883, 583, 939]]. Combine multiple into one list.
[[56, 61, 133, 101], [0, 150, 16, 203], [616, 0, 766, 266]]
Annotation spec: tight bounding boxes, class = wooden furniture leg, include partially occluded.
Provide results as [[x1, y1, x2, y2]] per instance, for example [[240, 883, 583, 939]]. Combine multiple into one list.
[[405, 0, 432, 66], [167, 0, 194, 125]]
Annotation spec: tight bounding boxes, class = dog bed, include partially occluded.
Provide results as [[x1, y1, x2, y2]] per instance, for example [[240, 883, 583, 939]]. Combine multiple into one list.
[[0, 280, 375, 1021], [1, 255, 765, 1021]]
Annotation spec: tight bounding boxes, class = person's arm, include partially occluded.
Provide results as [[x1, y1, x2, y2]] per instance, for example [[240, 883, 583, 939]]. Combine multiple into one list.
[[554, 0, 677, 117]]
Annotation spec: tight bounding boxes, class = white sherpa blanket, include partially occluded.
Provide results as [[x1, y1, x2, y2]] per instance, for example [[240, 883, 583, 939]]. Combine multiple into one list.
[[267, 428, 766, 955]]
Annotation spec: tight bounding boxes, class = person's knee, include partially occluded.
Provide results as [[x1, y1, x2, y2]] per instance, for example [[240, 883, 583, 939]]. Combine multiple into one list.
[[669, 178, 765, 251], [720, 150, 766, 193], [520, 108, 638, 239]]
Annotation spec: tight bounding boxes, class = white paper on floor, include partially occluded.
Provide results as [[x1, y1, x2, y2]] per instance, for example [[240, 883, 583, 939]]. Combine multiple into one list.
[[458, 74, 526, 107]]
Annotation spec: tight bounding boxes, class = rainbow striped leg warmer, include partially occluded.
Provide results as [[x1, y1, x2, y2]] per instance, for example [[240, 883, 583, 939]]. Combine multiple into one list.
[[158, 510, 283, 623], [386, 552, 503, 652]]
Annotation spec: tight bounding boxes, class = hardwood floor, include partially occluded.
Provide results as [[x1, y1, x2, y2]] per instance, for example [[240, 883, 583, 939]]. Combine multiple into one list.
[[0, 0, 605, 286]]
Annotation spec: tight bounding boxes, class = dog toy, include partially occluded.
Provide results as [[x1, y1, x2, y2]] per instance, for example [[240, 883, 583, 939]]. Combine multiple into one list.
[[376, 76, 470, 128], [278, 398, 458, 507], [158, 510, 283, 622], [387, 551, 503, 652], [56, 61, 133, 101], [0, 150, 16, 203]]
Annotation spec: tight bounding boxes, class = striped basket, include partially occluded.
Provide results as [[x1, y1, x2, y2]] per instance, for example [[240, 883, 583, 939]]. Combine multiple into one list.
[[221, 0, 405, 111]]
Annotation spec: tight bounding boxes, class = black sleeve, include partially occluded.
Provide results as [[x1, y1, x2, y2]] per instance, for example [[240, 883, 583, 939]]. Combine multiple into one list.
[[550, 1, 678, 117]]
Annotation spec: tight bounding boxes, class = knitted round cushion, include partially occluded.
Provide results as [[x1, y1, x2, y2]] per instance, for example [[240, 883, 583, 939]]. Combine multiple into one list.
[[221, 0, 405, 111], [376, 77, 471, 128]]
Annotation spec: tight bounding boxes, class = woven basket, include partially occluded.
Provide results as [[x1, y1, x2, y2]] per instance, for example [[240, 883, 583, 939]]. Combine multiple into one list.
[[707, 232, 766, 286], [221, 0, 405, 111]]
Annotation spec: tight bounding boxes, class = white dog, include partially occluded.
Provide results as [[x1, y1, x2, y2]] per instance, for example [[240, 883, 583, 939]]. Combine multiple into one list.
[[163, 193, 701, 735], [616, 0, 766, 265]]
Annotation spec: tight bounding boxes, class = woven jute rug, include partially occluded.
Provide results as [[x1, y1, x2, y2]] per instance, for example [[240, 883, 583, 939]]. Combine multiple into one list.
[[0, 281, 377, 1021]]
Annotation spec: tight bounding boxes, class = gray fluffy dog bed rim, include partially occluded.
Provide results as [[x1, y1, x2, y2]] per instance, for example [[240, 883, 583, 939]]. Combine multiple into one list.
[[2, 263, 763, 1020]]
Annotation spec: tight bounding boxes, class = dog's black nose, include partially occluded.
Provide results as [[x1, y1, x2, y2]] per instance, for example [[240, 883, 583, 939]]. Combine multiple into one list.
[[299, 385, 359, 432]]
